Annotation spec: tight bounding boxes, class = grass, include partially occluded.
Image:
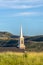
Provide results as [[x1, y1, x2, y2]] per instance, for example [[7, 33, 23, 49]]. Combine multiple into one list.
[[0, 52, 43, 65]]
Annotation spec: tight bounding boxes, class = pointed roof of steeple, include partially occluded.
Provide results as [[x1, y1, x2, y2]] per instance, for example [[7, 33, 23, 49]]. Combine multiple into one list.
[[20, 25, 23, 38]]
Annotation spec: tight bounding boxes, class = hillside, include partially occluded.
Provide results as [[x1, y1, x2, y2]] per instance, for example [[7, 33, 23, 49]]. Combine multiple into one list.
[[0, 32, 43, 51]]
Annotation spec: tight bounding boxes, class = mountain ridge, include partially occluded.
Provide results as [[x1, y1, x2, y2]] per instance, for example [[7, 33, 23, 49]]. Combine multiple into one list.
[[0, 32, 43, 51]]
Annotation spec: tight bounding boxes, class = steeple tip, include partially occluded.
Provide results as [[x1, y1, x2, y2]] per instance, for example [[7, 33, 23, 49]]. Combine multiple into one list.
[[20, 25, 23, 38]]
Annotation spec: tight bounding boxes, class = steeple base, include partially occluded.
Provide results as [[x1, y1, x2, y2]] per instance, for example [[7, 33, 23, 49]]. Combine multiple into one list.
[[19, 45, 25, 49], [17, 44, 25, 49]]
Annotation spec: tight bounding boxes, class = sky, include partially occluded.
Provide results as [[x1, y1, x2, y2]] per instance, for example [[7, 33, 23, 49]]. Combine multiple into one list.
[[0, 0, 43, 36]]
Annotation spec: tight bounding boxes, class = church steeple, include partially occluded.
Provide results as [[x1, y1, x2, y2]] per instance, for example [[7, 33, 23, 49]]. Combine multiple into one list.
[[17, 25, 25, 49]]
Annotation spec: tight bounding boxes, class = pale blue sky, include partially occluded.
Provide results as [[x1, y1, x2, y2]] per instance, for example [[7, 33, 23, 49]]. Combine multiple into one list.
[[0, 0, 43, 36]]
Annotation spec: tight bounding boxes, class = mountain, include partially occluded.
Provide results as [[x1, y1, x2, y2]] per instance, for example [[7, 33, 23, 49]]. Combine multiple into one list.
[[25, 35, 43, 42], [0, 32, 43, 51]]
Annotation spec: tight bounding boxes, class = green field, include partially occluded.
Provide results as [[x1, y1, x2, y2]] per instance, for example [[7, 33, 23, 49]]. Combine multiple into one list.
[[0, 52, 43, 65]]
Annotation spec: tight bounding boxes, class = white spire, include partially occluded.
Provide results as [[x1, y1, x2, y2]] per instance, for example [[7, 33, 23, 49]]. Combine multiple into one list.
[[20, 25, 23, 38]]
